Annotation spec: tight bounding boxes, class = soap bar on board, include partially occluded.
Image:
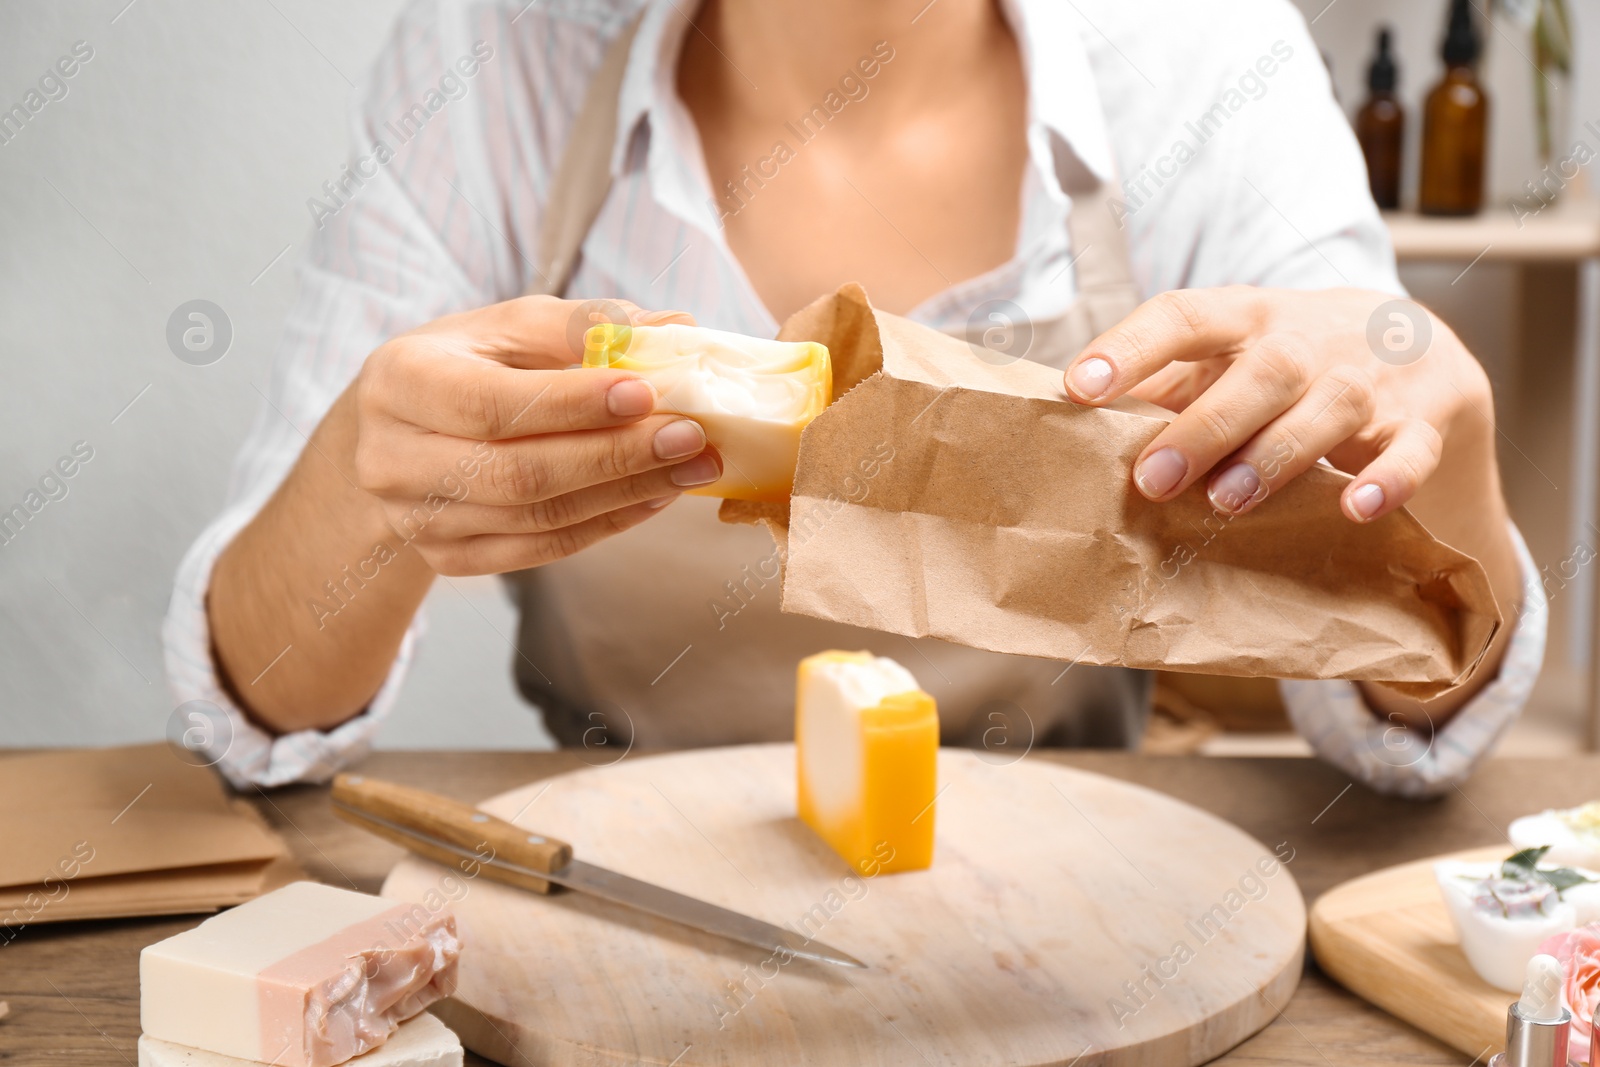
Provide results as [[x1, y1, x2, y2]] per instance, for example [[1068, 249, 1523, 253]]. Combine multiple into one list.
[[583, 322, 831, 503], [796, 651, 938, 874], [140, 882, 460, 1067], [137, 1012, 463, 1067]]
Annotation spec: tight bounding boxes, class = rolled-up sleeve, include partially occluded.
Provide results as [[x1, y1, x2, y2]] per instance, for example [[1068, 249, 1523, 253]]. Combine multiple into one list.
[[1281, 522, 1546, 798], [161, 2, 497, 788]]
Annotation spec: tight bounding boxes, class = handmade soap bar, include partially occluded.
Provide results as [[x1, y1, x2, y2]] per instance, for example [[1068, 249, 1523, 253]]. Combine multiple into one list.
[[137, 1011, 463, 1067], [796, 651, 938, 874], [584, 323, 831, 503], [140, 882, 460, 1067]]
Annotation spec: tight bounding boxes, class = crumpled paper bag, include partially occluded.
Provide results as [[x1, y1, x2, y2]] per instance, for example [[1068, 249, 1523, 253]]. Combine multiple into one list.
[[722, 284, 1500, 700]]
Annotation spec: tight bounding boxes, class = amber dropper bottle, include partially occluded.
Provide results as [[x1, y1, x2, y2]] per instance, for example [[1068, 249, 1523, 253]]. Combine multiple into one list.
[[1419, 0, 1489, 216], [1356, 27, 1404, 210]]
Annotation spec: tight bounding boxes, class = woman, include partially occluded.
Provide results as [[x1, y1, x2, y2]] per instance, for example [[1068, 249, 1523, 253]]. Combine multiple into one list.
[[166, 0, 1541, 793]]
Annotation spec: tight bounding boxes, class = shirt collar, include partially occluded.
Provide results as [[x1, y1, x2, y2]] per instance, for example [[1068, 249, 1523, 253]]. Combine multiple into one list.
[[612, 2, 676, 177], [1000, 0, 1116, 184], [608, 0, 1116, 186]]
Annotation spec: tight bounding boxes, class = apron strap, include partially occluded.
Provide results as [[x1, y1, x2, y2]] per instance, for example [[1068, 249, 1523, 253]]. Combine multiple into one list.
[[1056, 150, 1143, 340], [983, 151, 1140, 368], [531, 13, 645, 299], [1066, 186, 1143, 339]]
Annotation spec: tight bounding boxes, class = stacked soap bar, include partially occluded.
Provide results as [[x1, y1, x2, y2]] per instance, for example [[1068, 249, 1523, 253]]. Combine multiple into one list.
[[796, 651, 938, 874], [140, 882, 460, 1067], [583, 322, 832, 503], [138, 1012, 462, 1067]]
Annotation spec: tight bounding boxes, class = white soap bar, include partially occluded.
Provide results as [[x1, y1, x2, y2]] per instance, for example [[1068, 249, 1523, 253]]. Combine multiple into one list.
[[138, 1012, 463, 1067], [796, 650, 938, 874], [141, 882, 460, 1067], [1434, 859, 1600, 991], [1510, 802, 1600, 868], [583, 323, 832, 502]]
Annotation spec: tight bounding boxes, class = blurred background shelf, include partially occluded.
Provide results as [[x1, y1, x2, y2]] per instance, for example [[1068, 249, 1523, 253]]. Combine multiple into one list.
[[1384, 199, 1600, 261]]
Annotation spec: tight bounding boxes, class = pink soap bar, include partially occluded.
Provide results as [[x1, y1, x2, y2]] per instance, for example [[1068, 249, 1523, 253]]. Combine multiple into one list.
[[140, 882, 460, 1067]]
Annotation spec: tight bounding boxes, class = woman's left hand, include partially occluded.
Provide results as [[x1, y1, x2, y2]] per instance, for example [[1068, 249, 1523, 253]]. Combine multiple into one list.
[[1062, 286, 1491, 524], [1063, 285, 1522, 724]]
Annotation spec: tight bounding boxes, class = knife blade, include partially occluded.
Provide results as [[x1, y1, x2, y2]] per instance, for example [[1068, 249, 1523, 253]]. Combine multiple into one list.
[[330, 773, 865, 970]]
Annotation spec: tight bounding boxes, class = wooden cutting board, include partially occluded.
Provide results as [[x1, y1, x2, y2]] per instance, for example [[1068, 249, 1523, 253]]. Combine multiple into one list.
[[381, 745, 1305, 1066], [1309, 846, 1515, 1059]]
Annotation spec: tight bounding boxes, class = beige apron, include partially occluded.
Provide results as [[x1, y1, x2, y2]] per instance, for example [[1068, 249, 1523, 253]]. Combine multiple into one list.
[[505, 17, 1150, 751]]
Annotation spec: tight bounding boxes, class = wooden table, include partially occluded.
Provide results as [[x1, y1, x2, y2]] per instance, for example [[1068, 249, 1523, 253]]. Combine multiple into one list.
[[4, 749, 1596, 1066]]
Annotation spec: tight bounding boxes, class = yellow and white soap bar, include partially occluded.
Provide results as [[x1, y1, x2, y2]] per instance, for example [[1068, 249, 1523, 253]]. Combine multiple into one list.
[[140, 882, 460, 1067], [583, 323, 831, 503], [796, 651, 938, 874], [137, 1012, 463, 1067]]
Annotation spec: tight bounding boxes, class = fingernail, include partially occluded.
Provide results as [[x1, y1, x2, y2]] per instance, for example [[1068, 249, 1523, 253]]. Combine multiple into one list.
[[645, 494, 680, 509], [1134, 447, 1187, 499], [653, 419, 706, 460], [1069, 356, 1114, 401], [670, 453, 721, 487], [1209, 463, 1262, 514], [1349, 482, 1386, 521], [607, 379, 657, 417]]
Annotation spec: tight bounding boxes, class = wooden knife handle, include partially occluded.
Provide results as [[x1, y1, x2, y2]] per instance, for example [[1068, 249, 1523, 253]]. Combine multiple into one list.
[[331, 774, 572, 894]]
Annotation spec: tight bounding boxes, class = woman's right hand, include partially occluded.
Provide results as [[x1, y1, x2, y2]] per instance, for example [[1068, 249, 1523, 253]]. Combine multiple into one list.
[[210, 294, 714, 730], [352, 296, 721, 576]]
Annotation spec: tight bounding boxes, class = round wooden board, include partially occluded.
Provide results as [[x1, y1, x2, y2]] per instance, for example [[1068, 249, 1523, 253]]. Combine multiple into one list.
[[382, 745, 1304, 1066]]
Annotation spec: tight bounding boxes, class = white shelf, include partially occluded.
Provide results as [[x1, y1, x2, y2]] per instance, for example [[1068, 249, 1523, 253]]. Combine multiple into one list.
[[1385, 198, 1600, 262]]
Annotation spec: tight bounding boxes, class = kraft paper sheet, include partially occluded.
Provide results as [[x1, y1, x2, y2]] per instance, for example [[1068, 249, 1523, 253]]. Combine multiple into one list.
[[0, 745, 300, 926]]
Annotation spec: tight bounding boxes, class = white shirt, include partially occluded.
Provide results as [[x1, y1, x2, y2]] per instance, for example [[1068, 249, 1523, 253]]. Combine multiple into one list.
[[162, 0, 1545, 794]]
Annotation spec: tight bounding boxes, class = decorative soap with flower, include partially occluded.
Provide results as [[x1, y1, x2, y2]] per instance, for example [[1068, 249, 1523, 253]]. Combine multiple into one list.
[[1435, 846, 1600, 992]]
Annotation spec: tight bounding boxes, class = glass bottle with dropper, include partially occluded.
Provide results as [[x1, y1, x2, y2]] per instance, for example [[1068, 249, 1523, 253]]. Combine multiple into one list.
[[1419, 0, 1489, 216], [1487, 953, 1570, 1067], [1356, 26, 1404, 210]]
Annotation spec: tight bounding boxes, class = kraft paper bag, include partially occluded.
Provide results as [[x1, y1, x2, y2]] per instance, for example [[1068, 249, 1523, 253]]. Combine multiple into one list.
[[723, 284, 1500, 700]]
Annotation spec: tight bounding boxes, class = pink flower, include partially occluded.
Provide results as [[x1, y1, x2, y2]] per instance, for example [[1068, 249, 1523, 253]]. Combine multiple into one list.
[[1538, 924, 1600, 1062]]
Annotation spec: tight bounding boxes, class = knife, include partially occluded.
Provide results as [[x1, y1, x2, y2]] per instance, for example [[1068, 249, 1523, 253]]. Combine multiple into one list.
[[329, 774, 865, 970]]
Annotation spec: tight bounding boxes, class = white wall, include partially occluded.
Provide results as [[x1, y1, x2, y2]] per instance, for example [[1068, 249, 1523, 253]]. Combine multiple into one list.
[[2, 0, 1595, 749], [0, 0, 551, 750]]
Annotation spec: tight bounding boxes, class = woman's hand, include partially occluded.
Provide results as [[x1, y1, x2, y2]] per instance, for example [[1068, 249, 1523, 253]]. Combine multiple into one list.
[[1062, 286, 1521, 724], [353, 295, 721, 576], [210, 295, 720, 732], [1063, 286, 1490, 522]]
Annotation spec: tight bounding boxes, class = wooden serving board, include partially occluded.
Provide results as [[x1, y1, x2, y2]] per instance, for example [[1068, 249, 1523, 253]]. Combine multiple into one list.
[[381, 745, 1305, 1066], [1309, 846, 1514, 1059]]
